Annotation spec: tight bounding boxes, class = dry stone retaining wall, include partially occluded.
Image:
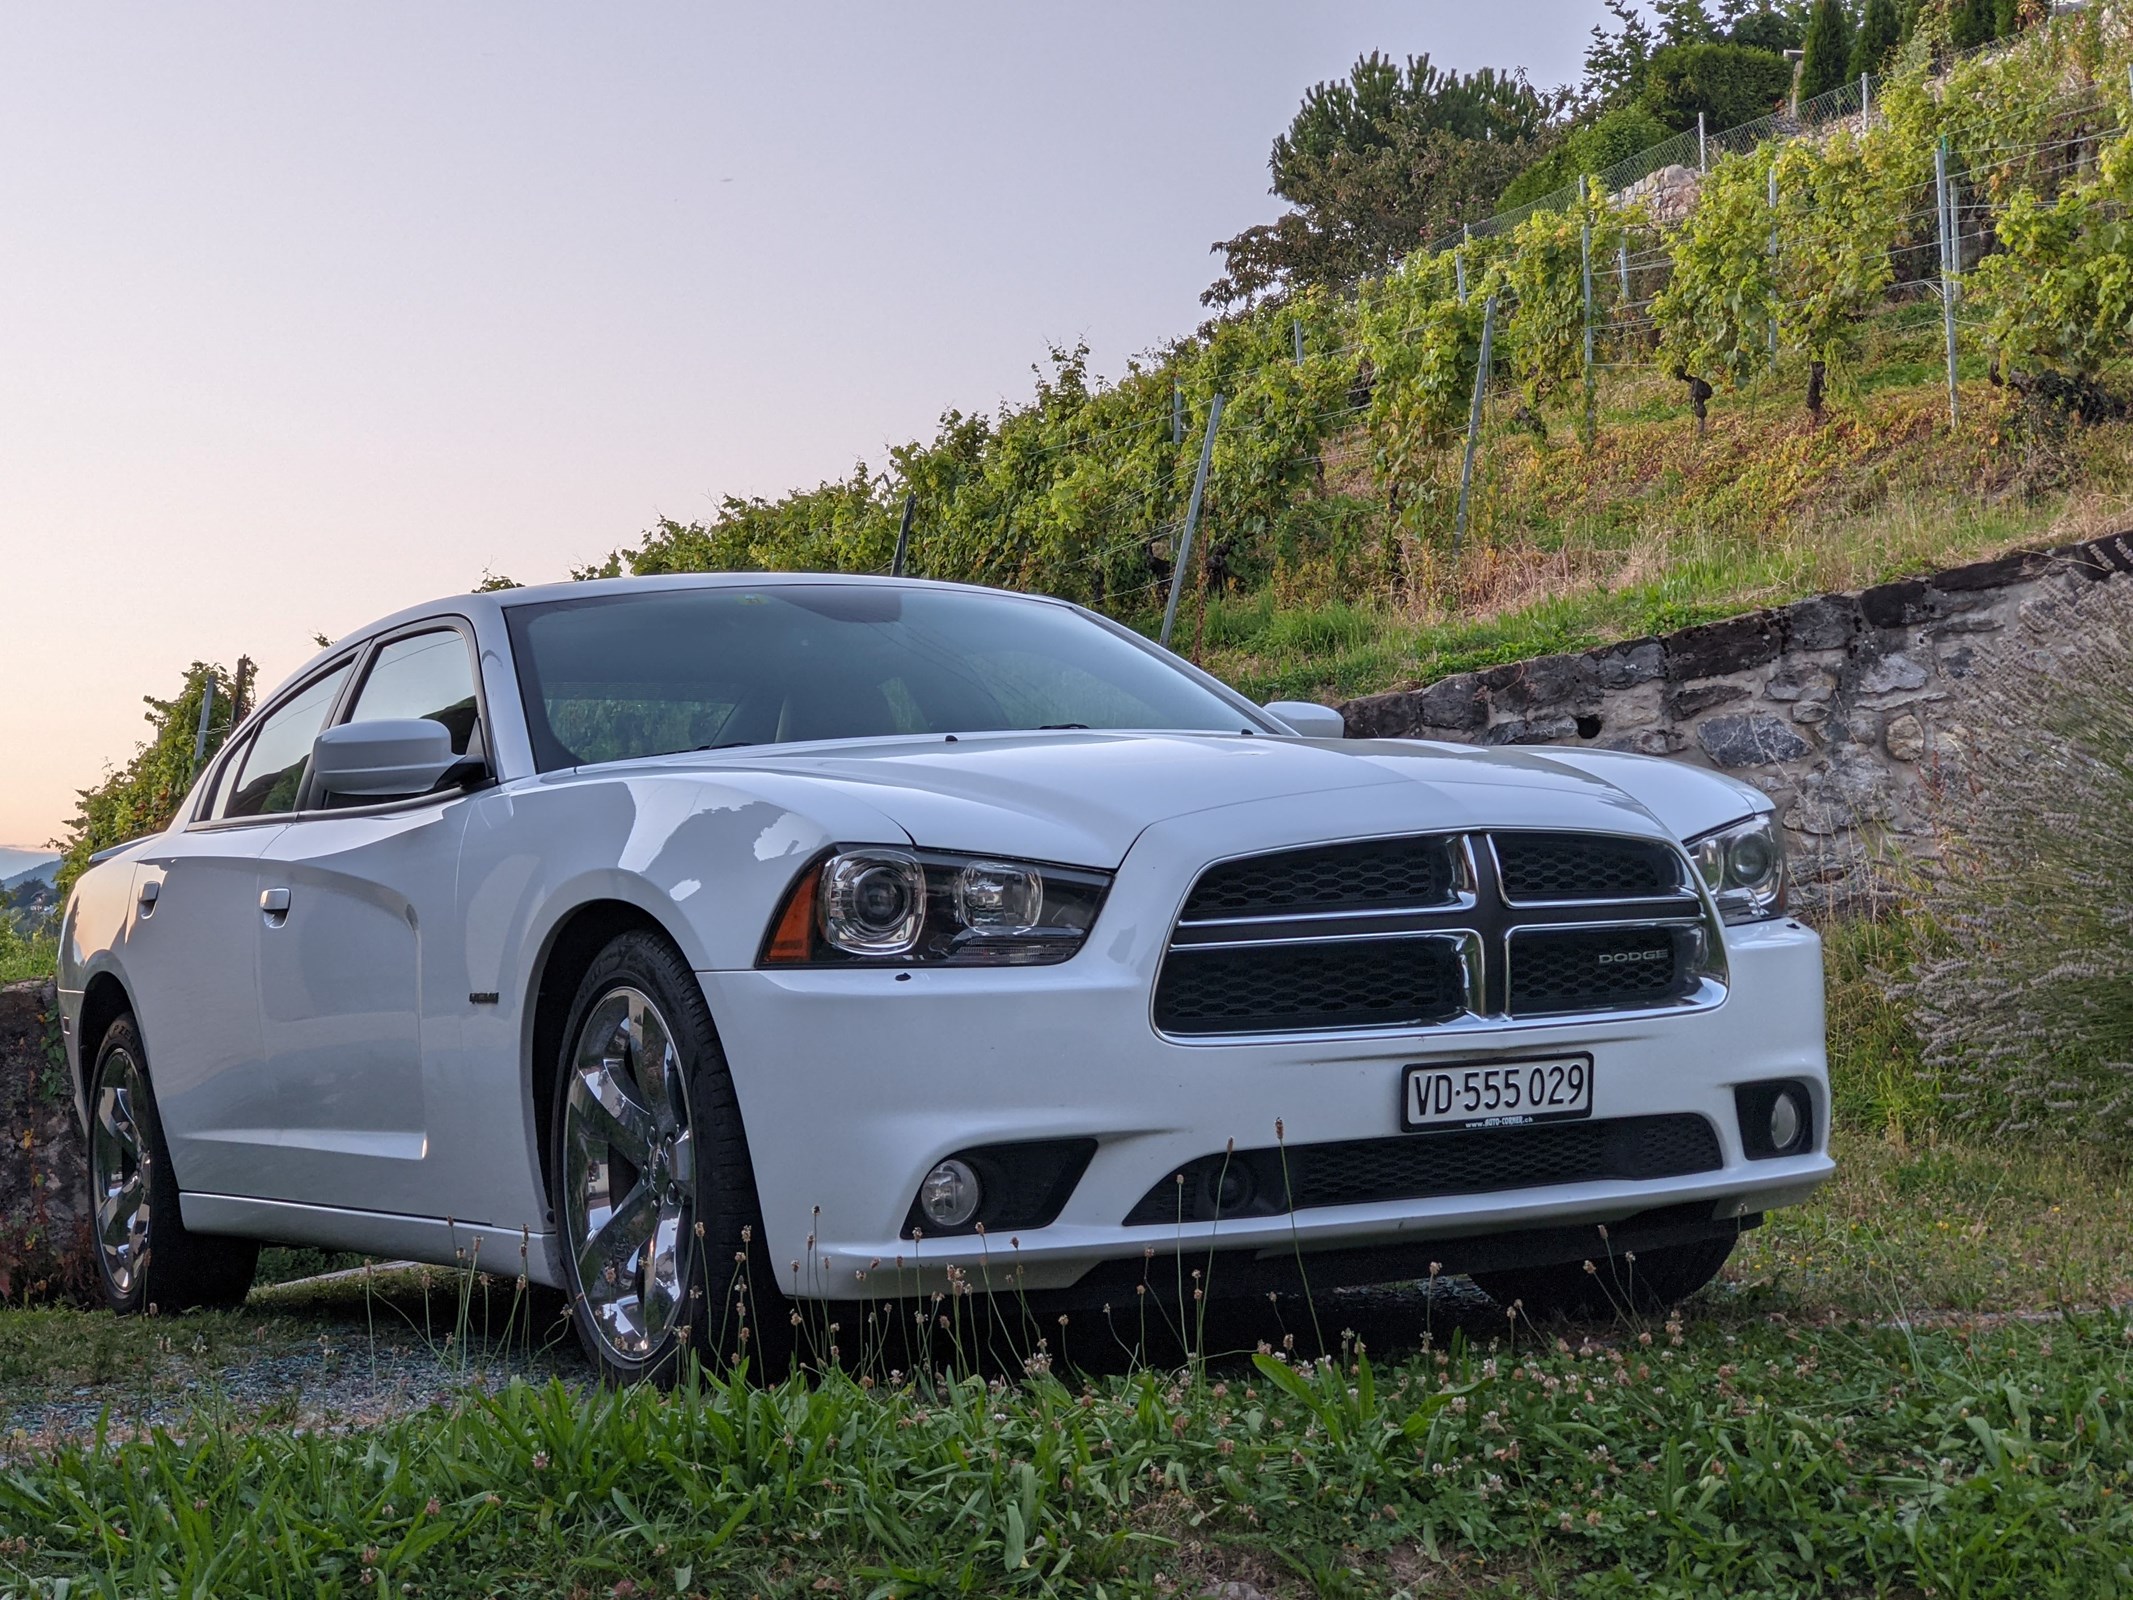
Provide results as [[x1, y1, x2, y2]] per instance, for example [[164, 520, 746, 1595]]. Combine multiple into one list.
[[0, 979, 91, 1305], [1341, 531, 2133, 912]]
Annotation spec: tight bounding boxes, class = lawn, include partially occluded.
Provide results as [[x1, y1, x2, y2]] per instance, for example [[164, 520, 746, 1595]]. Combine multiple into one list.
[[3, 1106, 2129, 1596]]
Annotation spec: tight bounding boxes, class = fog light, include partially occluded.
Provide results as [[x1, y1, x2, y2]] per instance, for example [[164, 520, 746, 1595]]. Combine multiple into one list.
[[919, 1159, 981, 1230], [1769, 1090, 1804, 1151]]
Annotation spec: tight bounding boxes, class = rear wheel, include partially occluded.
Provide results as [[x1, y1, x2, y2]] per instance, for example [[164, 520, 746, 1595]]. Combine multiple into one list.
[[88, 1016, 259, 1314], [1470, 1234, 1736, 1322], [551, 931, 788, 1385]]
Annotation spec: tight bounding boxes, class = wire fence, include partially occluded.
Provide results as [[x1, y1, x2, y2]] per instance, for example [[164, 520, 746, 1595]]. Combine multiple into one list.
[[820, 29, 2133, 656]]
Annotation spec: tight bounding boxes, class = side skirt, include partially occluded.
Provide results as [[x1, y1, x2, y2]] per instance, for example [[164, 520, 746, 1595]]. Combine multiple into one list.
[[181, 1192, 563, 1288]]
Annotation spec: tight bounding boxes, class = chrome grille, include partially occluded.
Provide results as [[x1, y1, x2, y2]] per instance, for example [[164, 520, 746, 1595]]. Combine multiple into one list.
[[1158, 830, 1717, 1037]]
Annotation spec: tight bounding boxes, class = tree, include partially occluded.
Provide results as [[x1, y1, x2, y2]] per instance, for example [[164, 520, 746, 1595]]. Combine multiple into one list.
[[1654, 0, 1721, 47], [55, 664, 239, 898], [1498, 104, 1676, 209], [1799, 0, 1857, 101], [1951, 0, 1997, 49], [1850, 0, 1903, 78], [1581, 0, 1660, 107], [1205, 52, 1558, 307], [1642, 42, 1795, 131], [1727, 4, 1805, 54]]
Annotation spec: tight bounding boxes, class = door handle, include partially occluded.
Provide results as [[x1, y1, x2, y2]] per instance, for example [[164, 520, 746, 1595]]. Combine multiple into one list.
[[137, 881, 160, 916], [260, 886, 291, 926]]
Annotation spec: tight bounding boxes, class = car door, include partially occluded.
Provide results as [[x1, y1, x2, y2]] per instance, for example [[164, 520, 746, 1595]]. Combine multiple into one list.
[[244, 622, 486, 1214], [135, 658, 354, 1197]]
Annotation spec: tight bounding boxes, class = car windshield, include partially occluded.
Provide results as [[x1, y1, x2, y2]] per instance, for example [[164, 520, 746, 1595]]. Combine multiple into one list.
[[505, 584, 1258, 770]]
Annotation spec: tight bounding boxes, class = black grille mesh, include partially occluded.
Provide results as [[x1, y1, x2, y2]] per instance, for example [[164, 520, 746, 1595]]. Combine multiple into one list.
[[1124, 1115, 1723, 1224], [1182, 836, 1456, 918], [1510, 926, 1695, 1016], [1495, 833, 1681, 901], [1154, 937, 1467, 1035]]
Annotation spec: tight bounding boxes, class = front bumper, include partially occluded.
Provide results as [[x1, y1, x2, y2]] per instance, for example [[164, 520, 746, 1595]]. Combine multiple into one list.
[[704, 909, 1829, 1304]]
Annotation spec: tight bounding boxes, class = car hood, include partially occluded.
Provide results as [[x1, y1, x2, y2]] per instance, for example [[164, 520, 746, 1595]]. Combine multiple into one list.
[[635, 731, 1768, 868]]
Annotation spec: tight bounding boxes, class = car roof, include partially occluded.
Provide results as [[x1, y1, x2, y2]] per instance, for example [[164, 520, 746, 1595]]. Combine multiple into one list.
[[257, 573, 1074, 716]]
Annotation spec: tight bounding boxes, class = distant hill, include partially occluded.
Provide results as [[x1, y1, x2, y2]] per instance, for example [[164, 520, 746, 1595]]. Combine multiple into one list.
[[0, 851, 58, 892]]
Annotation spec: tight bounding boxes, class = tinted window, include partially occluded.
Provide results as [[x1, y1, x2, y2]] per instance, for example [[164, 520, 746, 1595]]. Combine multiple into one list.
[[223, 662, 354, 818], [506, 585, 1254, 771], [346, 629, 481, 756]]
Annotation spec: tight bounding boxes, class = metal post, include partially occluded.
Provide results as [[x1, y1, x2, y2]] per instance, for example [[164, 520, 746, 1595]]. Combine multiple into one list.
[[1617, 236, 1629, 303], [1936, 137, 1960, 424], [191, 676, 216, 774], [1454, 251, 1467, 305], [890, 491, 916, 577], [1859, 72, 1870, 135], [1160, 393, 1224, 649], [1171, 376, 1183, 445], [1292, 317, 1305, 367], [1452, 296, 1495, 559], [1768, 164, 1781, 359], [1580, 215, 1596, 440], [1697, 111, 1707, 173]]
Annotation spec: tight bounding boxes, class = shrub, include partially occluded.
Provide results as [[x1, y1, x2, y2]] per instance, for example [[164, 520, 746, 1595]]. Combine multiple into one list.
[[1898, 578, 2133, 1142], [1641, 41, 1793, 132]]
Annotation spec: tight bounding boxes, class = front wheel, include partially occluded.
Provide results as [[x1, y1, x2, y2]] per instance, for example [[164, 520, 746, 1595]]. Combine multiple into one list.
[[88, 1016, 258, 1314], [551, 931, 788, 1385], [1470, 1233, 1736, 1322]]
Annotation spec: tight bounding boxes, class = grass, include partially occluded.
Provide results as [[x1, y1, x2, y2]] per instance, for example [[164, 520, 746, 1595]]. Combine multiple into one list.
[[1171, 356, 2133, 705], [0, 925, 55, 987], [3, 921, 2131, 1596]]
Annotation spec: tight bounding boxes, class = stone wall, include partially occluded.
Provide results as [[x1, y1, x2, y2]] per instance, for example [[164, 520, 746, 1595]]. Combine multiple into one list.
[[1341, 530, 2133, 912], [0, 979, 91, 1305]]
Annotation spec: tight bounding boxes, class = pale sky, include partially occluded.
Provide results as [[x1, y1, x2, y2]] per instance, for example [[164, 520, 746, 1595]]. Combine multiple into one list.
[[0, 3, 1593, 850]]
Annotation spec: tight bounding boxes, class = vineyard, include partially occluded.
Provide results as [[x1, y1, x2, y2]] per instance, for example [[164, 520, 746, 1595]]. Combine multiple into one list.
[[600, 19, 2133, 700]]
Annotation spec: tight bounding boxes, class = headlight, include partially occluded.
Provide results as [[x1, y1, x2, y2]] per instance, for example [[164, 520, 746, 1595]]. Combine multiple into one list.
[[1688, 815, 1786, 924], [761, 848, 1111, 966]]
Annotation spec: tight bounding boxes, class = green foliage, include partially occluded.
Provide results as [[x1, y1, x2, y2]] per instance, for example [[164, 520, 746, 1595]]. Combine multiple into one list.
[[1492, 190, 1630, 417], [1799, 0, 1858, 101], [1498, 103, 1676, 209], [1654, 147, 1781, 387], [55, 664, 239, 900], [5, 1316, 2133, 1595], [1851, 0, 1904, 79], [1970, 129, 2133, 381], [1205, 51, 1557, 307], [0, 921, 57, 986], [1770, 128, 1906, 401], [1642, 40, 1795, 131], [1952, 0, 1998, 49]]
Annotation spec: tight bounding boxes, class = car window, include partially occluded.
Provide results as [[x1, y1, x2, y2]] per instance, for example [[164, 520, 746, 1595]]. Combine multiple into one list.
[[345, 629, 481, 756], [506, 585, 1256, 772], [221, 662, 354, 819]]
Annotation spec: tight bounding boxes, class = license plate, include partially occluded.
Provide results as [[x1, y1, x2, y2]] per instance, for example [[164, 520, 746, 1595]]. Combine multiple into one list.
[[1400, 1054, 1593, 1132]]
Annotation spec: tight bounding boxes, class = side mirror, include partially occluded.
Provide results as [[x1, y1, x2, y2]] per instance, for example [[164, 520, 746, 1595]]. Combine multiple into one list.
[[1263, 701, 1347, 739], [311, 719, 465, 799]]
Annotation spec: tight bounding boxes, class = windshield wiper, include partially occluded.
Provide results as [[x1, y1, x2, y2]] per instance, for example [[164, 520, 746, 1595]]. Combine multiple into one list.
[[694, 740, 758, 751], [1036, 723, 1089, 730]]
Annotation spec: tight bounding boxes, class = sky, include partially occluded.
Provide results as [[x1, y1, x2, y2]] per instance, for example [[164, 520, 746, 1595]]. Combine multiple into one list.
[[0, 2, 1595, 851]]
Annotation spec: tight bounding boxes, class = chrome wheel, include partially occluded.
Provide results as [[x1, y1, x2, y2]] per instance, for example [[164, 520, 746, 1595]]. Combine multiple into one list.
[[91, 1046, 153, 1299], [562, 985, 697, 1365]]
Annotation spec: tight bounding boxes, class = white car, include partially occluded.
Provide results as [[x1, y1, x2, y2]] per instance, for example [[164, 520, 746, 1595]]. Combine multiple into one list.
[[60, 575, 1829, 1379]]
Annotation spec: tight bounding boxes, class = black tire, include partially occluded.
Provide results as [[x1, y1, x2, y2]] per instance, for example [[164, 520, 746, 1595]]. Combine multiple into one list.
[[549, 930, 791, 1385], [1470, 1233, 1736, 1322], [87, 1015, 259, 1315]]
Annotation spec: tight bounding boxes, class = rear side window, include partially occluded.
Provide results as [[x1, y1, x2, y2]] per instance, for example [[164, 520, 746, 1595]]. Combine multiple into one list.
[[345, 630, 482, 756], [222, 662, 354, 818]]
